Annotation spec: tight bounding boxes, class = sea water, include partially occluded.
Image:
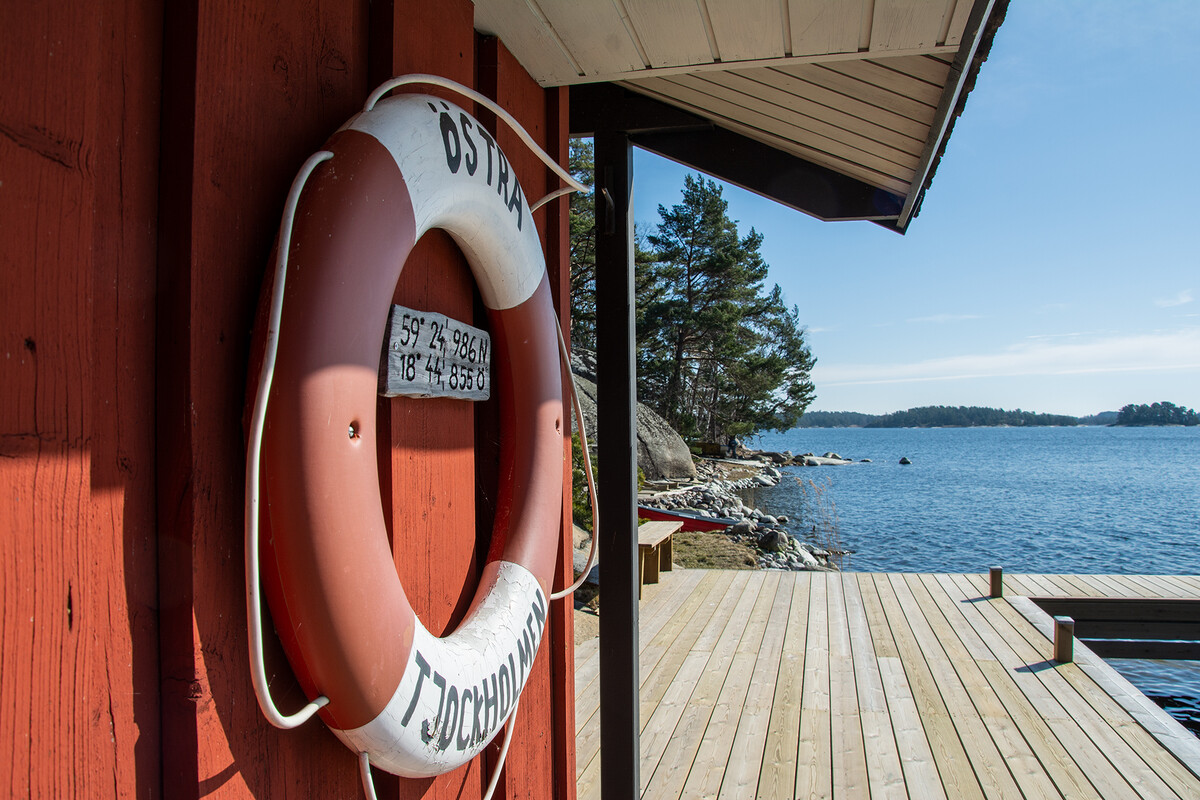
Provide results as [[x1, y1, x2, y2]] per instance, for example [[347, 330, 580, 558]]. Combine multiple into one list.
[[753, 425, 1200, 734]]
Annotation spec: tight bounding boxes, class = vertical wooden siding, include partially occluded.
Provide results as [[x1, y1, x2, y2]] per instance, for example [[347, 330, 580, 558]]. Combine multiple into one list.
[[156, 0, 373, 795], [1, 0, 573, 797], [477, 36, 577, 800], [0, 1, 163, 797]]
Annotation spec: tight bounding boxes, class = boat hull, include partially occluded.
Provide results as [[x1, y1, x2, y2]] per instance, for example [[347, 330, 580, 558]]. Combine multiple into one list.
[[638, 505, 737, 532]]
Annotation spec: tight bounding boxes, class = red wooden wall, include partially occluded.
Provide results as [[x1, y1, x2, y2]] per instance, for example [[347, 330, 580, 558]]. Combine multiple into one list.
[[1, 1, 575, 797], [1, 1, 164, 796]]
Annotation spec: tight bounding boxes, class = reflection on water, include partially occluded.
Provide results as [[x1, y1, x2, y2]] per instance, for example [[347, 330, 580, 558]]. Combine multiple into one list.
[[1108, 658, 1200, 736]]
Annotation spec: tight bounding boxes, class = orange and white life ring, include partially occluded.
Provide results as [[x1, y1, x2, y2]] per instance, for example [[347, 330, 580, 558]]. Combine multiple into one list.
[[257, 93, 563, 778]]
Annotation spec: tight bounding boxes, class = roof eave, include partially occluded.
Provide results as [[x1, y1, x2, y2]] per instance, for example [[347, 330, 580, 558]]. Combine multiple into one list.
[[898, 0, 1010, 232]]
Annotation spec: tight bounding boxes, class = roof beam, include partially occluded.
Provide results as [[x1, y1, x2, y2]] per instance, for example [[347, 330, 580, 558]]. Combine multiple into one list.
[[570, 83, 904, 226], [633, 127, 903, 224], [569, 82, 710, 135]]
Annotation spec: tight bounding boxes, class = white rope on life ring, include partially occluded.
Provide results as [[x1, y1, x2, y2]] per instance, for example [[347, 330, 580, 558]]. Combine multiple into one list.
[[245, 88, 586, 780]]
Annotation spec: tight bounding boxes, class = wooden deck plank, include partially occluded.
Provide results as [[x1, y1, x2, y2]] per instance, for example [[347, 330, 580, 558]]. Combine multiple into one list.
[[843, 574, 907, 799], [638, 567, 710, 641], [577, 571, 1200, 799], [1168, 575, 1200, 594], [1030, 573, 1075, 597], [1130, 574, 1196, 598], [988, 591, 1198, 799], [1124, 574, 1186, 596], [1170, 575, 1200, 594], [1065, 574, 1124, 598], [638, 571, 755, 794], [1010, 573, 1064, 598], [756, 572, 810, 799], [827, 573, 871, 799], [1112, 574, 1177, 597], [574, 637, 601, 694], [576, 568, 705, 693], [716, 573, 794, 798], [1008, 595, 1200, 777], [794, 570, 833, 800], [887, 573, 1032, 800], [871, 573, 987, 800], [639, 570, 738, 725], [955, 572, 989, 597], [857, 574, 948, 800], [574, 567, 705, 720], [906, 575, 1063, 800], [947, 574, 1187, 800], [998, 572, 1041, 598], [1054, 574, 1100, 597], [681, 572, 782, 798], [1092, 574, 1146, 598], [943, 574, 1149, 800], [935, 575, 1107, 800], [575, 568, 712, 788], [641, 572, 769, 800], [638, 571, 742, 778], [1062, 574, 1120, 597]]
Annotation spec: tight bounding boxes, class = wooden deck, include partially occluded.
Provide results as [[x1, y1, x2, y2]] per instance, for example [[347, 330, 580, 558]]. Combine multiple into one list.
[[574, 570, 1200, 799]]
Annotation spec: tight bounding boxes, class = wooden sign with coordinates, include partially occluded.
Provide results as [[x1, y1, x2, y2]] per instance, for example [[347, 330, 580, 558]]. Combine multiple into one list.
[[380, 305, 491, 400]]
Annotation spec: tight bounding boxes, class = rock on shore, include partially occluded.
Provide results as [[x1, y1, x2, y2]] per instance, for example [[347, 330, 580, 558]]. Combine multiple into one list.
[[569, 349, 696, 480], [640, 457, 839, 572]]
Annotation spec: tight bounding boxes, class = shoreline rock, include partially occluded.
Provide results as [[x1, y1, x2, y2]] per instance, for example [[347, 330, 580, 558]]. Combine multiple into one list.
[[738, 447, 860, 468], [639, 456, 839, 572], [570, 349, 697, 480]]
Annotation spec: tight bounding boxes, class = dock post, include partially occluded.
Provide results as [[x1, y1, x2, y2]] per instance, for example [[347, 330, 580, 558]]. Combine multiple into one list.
[[1053, 616, 1075, 663], [989, 566, 1003, 598]]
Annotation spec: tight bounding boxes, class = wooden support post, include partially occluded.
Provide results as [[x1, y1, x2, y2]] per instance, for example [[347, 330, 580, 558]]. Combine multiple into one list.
[[594, 129, 640, 800], [1054, 616, 1075, 663], [990, 566, 1003, 598]]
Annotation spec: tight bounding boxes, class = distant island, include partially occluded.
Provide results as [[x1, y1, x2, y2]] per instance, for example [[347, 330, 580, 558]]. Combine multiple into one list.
[[796, 406, 1082, 428], [797, 403, 1197, 428], [1115, 402, 1199, 426]]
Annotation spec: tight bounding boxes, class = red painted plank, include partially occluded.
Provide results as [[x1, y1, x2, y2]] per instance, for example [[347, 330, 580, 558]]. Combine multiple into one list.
[[376, 1, 488, 798], [0, 0, 162, 796], [546, 84, 580, 800], [156, 0, 370, 796], [477, 36, 576, 800], [2, 1, 572, 798]]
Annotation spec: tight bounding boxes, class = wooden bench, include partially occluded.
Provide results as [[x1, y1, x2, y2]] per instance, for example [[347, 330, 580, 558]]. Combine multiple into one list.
[[637, 521, 682, 597]]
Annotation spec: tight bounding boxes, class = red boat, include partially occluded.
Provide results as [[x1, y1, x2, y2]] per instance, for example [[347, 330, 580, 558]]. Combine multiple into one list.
[[638, 504, 738, 532]]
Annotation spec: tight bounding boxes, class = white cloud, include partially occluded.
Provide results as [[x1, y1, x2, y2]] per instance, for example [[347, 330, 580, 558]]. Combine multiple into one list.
[[906, 313, 982, 324], [1025, 331, 1088, 340], [1155, 289, 1194, 308], [814, 328, 1200, 387]]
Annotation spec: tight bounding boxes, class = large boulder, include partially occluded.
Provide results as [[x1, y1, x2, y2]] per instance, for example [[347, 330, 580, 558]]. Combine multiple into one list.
[[757, 529, 789, 552], [568, 351, 696, 480], [800, 455, 853, 466]]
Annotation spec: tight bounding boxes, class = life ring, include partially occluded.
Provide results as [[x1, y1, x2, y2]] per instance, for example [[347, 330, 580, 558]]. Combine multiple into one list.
[[259, 93, 563, 777]]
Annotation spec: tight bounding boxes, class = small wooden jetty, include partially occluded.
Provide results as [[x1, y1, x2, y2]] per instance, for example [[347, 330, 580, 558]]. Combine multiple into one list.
[[575, 570, 1200, 799]]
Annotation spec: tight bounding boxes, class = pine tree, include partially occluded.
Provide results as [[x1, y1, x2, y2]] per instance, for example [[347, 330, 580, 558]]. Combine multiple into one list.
[[568, 139, 597, 349], [638, 175, 815, 439]]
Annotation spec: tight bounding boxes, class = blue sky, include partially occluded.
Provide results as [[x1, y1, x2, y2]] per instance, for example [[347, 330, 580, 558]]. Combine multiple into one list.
[[630, 1, 1200, 416]]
